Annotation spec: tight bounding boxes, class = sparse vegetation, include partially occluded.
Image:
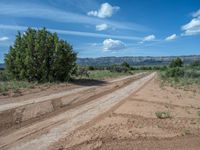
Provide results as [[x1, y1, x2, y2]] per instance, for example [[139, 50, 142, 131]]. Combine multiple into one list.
[[197, 111, 200, 117], [182, 129, 191, 136], [155, 111, 171, 119], [74, 62, 135, 80], [0, 80, 37, 95], [75, 69, 132, 80], [160, 57, 200, 89]]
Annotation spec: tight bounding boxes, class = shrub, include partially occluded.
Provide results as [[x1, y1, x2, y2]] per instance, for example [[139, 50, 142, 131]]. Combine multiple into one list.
[[165, 67, 184, 77], [88, 66, 95, 70], [184, 70, 200, 78], [109, 65, 129, 73], [155, 111, 171, 119], [75, 67, 90, 78], [5, 28, 77, 82], [121, 61, 130, 68], [169, 57, 183, 68], [0, 70, 10, 81], [191, 60, 200, 67]]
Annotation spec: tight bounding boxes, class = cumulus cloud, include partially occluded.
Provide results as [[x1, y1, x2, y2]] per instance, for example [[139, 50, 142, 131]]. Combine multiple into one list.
[[103, 38, 125, 51], [87, 3, 120, 18], [182, 9, 200, 36], [0, 36, 9, 41], [165, 34, 177, 41], [96, 23, 109, 31]]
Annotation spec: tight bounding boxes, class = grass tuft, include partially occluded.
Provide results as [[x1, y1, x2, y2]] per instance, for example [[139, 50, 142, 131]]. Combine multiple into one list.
[[155, 111, 171, 119], [197, 111, 200, 117]]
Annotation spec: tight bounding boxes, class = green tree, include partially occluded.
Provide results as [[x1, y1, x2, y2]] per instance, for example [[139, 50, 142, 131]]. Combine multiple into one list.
[[121, 61, 130, 68], [169, 57, 183, 68], [5, 28, 77, 82]]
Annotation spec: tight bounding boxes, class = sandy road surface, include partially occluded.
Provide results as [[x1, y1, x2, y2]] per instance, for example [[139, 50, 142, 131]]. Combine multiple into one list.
[[0, 73, 147, 134], [52, 74, 200, 150], [0, 74, 143, 112], [0, 72, 155, 150]]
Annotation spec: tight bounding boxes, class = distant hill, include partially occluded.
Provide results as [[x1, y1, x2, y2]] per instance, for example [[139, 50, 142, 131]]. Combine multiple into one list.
[[0, 63, 5, 69], [77, 55, 200, 66], [1, 55, 200, 68]]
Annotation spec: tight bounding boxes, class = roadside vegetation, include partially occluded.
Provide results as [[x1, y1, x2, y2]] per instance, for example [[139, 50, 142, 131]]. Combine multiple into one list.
[[160, 58, 200, 89], [1, 28, 77, 95], [74, 62, 134, 80]]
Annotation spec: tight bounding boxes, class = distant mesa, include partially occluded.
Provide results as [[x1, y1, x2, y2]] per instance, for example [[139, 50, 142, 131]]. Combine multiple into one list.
[[1, 55, 200, 68], [77, 55, 200, 66]]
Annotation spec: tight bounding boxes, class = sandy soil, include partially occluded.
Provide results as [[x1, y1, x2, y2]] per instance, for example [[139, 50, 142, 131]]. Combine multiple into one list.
[[0, 73, 154, 150], [51, 76, 200, 150], [0, 74, 136, 105], [0, 73, 147, 134]]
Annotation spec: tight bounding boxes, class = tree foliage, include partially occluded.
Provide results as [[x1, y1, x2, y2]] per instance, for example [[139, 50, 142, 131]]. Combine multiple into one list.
[[5, 28, 77, 82], [169, 57, 183, 68], [121, 61, 130, 69]]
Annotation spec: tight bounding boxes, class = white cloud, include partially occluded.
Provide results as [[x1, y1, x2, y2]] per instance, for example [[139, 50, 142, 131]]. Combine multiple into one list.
[[0, 3, 148, 31], [103, 38, 125, 51], [182, 9, 200, 36], [143, 35, 155, 41], [140, 34, 155, 43], [0, 36, 9, 41], [0, 24, 142, 41], [87, 3, 120, 18], [96, 23, 109, 31], [165, 34, 177, 41], [192, 9, 200, 17]]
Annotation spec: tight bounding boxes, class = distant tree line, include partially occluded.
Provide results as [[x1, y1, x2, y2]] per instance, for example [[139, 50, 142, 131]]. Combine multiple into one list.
[[84, 62, 167, 72], [5, 28, 77, 82]]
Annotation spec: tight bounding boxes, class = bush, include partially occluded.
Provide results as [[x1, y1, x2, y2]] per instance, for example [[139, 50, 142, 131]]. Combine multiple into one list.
[[191, 60, 200, 67], [165, 67, 184, 77], [109, 65, 129, 73], [75, 67, 90, 78], [107, 62, 131, 73], [5, 28, 77, 82], [169, 57, 183, 68], [0, 71, 10, 81], [88, 66, 95, 70], [184, 70, 200, 78], [121, 61, 130, 68]]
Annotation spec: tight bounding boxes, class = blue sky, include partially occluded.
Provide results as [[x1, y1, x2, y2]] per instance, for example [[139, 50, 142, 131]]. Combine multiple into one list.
[[0, 0, 200, 63]]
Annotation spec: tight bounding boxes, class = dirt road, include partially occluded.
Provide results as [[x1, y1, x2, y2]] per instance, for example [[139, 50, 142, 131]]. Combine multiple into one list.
[[0, 72, 155, 150], [51, 74, 200, 150]]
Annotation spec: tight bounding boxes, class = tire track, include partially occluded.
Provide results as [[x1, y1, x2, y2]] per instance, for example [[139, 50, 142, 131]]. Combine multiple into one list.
[[0, 73, 155, 150]]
